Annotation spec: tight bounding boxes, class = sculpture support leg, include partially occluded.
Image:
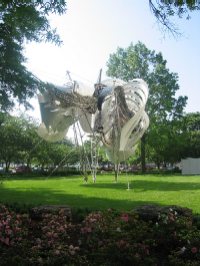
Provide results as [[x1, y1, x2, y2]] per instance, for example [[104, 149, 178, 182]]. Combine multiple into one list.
[[141, 134, 146, 174], [114, 163, 120, 182], [92, 168, 96, 183]]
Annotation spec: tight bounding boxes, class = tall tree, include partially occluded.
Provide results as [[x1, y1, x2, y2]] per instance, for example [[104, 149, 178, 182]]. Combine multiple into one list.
[[0, 0, 67, 111], [106, 42, 187, 172]]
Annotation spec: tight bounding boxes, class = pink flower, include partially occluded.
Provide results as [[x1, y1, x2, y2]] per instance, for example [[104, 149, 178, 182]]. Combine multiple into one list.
[[86, 227, 92, 232], [15, 227, 21, 232], [53, 233, 58, 238], [6, 229, 12, 235], [145, 248, 150, 255], [47, 232, 53, 238], [117, 239, 126, 247], [4, 237, 10, 245], [55, 250, 60, 255], [69, 250, 75, 255], [168, 213, 175, 222], [31, 246, 38, 251], [36, 238, 42, 244], [191, 247, 198, 254], [121, 213, 129, 222], [59, 226, 65, 233], [69, 245, 76, 255], [81, 226, 92, 233], [135, 253, 140, 259], [37, 257, 43, 263]]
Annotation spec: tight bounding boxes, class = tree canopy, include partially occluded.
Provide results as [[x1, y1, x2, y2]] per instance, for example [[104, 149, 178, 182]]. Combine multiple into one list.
[[1, 1, 198, 110], [0, 112, 79, 173], [181, 112, 200, 158], [0, 0, 67, 111], [149, 0, 200, 35]]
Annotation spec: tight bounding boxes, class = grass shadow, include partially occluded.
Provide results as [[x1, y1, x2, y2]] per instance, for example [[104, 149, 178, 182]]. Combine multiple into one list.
[[0, 174, 82, 181], [81, 180, 200, 191], [0, 186, 160, 211]]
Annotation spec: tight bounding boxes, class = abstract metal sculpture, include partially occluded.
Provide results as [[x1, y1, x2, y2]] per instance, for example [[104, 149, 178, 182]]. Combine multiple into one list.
[[38, 72, 149, 181]]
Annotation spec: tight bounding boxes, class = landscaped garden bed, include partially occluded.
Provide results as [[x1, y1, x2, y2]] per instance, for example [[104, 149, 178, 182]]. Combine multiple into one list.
[[0, 204, 200, 265]]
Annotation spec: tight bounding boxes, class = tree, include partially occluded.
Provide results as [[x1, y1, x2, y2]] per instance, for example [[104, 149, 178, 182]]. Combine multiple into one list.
[[146, 119, 185, 168], [0, 112, 81, 173], [0, 0, 67, 111], [106, 42, 187, 172], [16, 115, 44, 167], [48, 141, 77, 168], [149, 0, 200, 36], [181, 112, 200, 158], [32, 140, 53, 171], [0, 113, 27, 172]]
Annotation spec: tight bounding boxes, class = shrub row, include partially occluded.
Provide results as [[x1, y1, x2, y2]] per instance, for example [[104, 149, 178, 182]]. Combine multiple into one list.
[[0, 204, 200, 265]]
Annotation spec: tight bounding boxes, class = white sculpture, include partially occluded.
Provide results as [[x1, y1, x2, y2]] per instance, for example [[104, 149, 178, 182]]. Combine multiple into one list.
[[38, 72, 149, 181]]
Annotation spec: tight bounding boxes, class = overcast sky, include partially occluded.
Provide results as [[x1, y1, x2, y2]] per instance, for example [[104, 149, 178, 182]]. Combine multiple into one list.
[[24, 0, 200, 120]]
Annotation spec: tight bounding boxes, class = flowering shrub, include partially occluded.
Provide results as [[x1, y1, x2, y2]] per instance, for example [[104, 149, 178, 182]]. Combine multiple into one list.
[[0, 204, 28, 247], [0, 204, 200, 265], [27, 210, 86, 265]]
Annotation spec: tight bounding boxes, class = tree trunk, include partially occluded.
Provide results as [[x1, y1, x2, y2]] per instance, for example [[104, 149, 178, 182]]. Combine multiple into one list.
[[41, 164, 44, 172], [141, 134, 146, 174], [5, 161, 10, 173], [26, 157, 31, 168]]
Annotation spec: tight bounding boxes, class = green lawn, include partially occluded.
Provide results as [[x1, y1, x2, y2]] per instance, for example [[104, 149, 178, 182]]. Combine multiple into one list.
[[0, 173, 200, 213]]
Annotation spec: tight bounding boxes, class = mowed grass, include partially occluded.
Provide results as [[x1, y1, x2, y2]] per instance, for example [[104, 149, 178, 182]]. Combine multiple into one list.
[[0, 174, 200, 213]]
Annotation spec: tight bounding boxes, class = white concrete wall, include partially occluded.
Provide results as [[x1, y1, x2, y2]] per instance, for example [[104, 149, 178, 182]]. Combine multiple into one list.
[[181, 158, 200, 175]]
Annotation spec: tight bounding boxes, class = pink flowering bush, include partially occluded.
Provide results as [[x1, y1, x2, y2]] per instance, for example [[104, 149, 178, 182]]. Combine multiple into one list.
[[27, 210, 87, 265], [79, 209, 156, 265], [0, 205, 28, 247], [0, 204, 200, 265]]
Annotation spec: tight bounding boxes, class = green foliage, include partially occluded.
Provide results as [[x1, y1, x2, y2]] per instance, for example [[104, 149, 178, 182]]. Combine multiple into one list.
[[0, 113, 79, 172], [181, 112, 200, 158], [0, 113, 28, 171], [146, 119, 186, 166], [0, 0, 67, 110]]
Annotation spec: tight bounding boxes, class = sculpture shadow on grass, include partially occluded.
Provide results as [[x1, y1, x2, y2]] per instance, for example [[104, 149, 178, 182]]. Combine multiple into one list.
[[0, 174, 81, 181], [81, 180, 200, 192], [0, 186, 159, 211]]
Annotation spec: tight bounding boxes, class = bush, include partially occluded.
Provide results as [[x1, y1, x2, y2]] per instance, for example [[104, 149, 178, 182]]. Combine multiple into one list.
[[0, 204, 200, 265]]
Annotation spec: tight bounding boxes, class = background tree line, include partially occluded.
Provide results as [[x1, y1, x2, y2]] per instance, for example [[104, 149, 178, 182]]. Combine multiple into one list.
[[0, 111, 199, 173], [0, 113, 79, 173]]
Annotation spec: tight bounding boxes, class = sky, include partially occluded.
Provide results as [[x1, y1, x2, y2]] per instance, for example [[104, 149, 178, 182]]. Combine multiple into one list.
[[24, 0, 200, 121]]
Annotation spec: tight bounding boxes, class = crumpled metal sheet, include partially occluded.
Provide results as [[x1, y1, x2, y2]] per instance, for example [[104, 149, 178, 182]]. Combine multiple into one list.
[[38, 79, 149, 163]]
